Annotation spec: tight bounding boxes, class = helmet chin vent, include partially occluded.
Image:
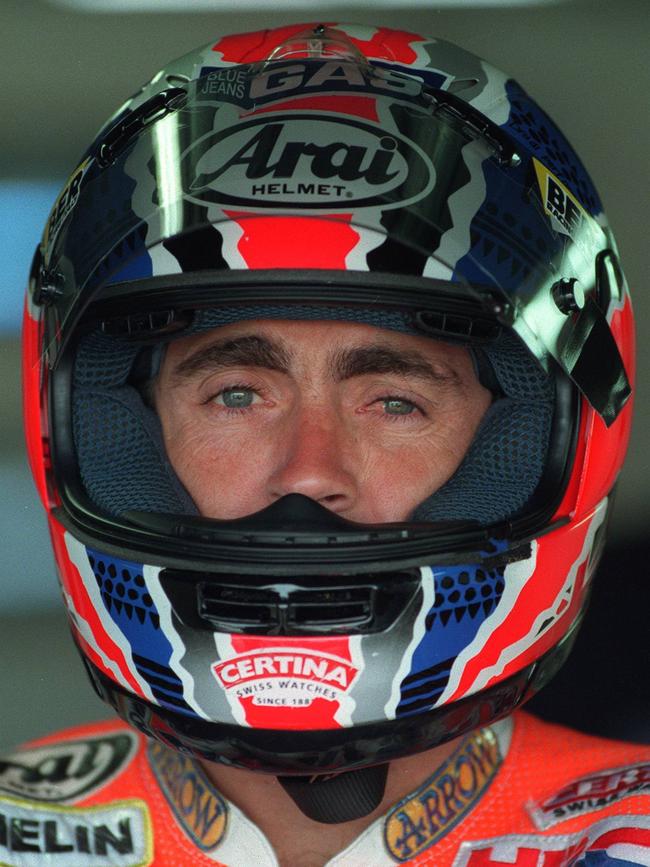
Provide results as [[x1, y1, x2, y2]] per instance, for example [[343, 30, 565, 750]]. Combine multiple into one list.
[[200, 583, 374, 633], [161, 569, 422, 636]]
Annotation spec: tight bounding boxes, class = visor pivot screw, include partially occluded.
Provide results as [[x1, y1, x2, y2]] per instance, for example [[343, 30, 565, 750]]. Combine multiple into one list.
[[34, 268, 65, 306], [552, 277, 585, 314], [97, 142, 114, 168]]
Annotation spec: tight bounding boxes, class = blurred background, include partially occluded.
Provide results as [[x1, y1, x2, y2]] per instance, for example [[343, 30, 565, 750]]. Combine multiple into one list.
[[1, 0, 648, 751]]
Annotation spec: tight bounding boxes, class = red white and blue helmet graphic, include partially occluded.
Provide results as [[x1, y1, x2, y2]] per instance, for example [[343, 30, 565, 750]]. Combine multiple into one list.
[[23, 23, 635, 772]]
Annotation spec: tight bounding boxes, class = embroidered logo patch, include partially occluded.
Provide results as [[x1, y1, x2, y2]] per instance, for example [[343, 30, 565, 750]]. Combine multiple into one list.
[[148, 742, 228, 850], [528, 760, 650, 830], [0, 796, 152, 866], [0, 732, 138, 803], [452, 814, 650, 866], [384, 727, 501, 862]]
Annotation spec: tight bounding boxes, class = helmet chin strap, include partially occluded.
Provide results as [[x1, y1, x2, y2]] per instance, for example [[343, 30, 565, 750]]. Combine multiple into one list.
[[277, 764, 389, 824]]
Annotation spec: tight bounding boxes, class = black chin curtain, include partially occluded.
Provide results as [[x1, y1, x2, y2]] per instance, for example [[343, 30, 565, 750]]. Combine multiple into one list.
[[278, 764, 389, 823]]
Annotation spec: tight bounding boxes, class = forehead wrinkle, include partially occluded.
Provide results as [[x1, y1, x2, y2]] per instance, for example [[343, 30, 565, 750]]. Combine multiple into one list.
[[329, 344, 461, 386], [170, 333, 292, 380]]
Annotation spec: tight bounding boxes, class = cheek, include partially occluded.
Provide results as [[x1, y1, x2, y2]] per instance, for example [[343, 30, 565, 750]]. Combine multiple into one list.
[[359, 400, 489, 521], [160, 415, 277, 519], [359, 438, 463, 521]]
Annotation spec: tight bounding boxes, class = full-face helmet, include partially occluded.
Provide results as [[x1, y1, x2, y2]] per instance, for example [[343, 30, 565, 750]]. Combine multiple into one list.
[[23, 22, 633, 814]]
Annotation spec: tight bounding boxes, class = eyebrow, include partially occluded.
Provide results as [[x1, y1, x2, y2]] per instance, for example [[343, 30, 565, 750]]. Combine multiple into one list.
[[170, 332, 460, 388], [172, 334, 291, 379], [330, 344, 460, 386]]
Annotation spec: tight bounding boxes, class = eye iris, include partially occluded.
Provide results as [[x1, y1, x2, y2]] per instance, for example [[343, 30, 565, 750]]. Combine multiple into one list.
[[222, 388, 253, 408], [384, 398, 414, 415]]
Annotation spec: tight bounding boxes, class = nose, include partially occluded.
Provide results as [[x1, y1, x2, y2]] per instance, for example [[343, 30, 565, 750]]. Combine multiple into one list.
[[266, 404, 357, 512]]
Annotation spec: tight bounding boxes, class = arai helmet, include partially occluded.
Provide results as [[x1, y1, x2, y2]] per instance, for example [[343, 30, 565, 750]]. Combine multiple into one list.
[[24, 23, 633, 782]]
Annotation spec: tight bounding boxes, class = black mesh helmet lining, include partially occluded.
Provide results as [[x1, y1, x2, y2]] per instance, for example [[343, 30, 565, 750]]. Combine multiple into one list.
[[73, 331, 197, 516], [415, 331, 554, 522], [72, 307, 554, 524], [191, 305, 426, 336]]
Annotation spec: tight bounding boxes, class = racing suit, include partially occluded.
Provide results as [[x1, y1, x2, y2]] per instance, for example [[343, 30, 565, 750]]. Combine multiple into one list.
[[1, 710, 649, 866]]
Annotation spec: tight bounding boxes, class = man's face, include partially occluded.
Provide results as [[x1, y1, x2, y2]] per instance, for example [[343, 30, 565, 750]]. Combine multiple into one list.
[[154, 319, 492, 523]]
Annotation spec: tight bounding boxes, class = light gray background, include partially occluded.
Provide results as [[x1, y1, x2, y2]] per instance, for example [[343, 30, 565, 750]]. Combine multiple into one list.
[[1, 0, 648, 751]]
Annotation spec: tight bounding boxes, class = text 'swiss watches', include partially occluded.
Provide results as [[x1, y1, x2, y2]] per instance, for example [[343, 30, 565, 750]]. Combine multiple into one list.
[[24, 23, 634, 783]]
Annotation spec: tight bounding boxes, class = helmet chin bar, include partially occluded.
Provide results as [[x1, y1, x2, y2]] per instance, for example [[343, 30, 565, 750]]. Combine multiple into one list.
[[80, 630, 576, 778]]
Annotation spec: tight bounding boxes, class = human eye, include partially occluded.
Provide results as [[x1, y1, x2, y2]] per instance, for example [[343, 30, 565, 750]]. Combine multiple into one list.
[[382, 396, 418, 416], [372, 394, 426, 421], [210, 384, 261, 411]]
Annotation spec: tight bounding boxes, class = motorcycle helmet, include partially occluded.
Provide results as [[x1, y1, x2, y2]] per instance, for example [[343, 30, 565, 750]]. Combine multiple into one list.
[[23, 22, 634, 821]]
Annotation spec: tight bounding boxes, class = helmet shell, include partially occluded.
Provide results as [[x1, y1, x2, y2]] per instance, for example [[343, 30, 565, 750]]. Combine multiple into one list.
[[23, 23, 634, 771]]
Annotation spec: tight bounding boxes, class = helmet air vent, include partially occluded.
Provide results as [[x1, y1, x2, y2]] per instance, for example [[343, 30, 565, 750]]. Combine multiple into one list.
[[414, 310, 502, 343], [198, 583, 375, 634], [263, 24, 369, 66], [160, 568, 422, 636], [96, 88, 187, 168]]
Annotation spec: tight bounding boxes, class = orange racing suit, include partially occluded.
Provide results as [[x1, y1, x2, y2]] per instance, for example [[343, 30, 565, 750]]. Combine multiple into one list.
[[1, 710, 649, 866]]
